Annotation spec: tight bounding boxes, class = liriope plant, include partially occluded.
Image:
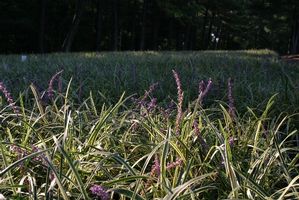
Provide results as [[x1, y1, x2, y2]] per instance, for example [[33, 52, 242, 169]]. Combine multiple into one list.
[[0, 70, 298, 199]]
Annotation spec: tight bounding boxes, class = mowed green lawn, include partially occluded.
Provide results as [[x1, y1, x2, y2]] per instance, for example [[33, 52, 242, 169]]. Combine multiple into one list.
[[0, 50, 298, 199], [1, 50, 298, 112]]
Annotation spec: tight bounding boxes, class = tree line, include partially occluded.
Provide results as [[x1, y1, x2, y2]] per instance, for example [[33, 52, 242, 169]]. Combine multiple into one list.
[[0, 0, 298, 54]]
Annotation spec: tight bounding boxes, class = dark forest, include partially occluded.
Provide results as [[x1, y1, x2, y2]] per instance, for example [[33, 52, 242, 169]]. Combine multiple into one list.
[[1, 0, 299, 54]]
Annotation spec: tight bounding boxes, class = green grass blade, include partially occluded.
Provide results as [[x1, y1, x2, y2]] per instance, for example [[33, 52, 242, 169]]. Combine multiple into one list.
[[112, 188, 145, 200], [163, 172, 216, 200], [53, 136, 90, 200], [0, 149, 51, 177]]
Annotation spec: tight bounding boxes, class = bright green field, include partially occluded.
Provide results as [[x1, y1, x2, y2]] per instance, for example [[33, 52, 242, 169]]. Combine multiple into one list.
[[0, 50, 298, 199]]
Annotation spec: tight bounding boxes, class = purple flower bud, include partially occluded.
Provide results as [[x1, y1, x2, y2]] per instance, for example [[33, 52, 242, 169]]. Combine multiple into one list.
[[10, 144, 47, 166], [150, 155, 160, 177], [166, 158, 183, 170], [227, 78, 236, 119], [90, 184, 109, 200], [31, 145, 45, 163]]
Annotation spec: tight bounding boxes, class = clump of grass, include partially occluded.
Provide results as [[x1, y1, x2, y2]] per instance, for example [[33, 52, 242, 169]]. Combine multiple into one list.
[[0, 57, 298, 199]]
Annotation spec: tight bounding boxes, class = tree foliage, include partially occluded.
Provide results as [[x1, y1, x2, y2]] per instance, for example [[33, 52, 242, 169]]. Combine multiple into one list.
[[0, 0, 298, 54]]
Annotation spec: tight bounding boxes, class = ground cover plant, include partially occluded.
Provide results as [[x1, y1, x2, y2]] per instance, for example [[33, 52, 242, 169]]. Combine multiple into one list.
[[0, 50, 298, 199]]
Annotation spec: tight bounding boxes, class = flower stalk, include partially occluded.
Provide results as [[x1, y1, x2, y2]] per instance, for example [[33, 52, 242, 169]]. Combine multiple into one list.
[[172, 70, 184, 135]]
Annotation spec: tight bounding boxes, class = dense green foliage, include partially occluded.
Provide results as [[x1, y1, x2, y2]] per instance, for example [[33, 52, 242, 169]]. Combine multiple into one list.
[[0, 51, 298, 199], [1, 0, 299, 54]]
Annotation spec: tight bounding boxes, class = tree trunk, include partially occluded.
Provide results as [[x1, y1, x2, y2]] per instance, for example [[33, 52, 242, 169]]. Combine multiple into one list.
[[153, 17, 160, 50], [168, 19, 175, 49], [201, 8, 208, 49], [95, 0, 102, 51], [39, 0, 47, 53], [62, 0, 85, 52], [140, 0, 148, 50], [290, 8, 299, 54], [291, 21, 299, 54], [152, 1, 160, 50], [183, 24, 191, 50], [113, 0, 119, 51], [290, 19, 299, 54], [190, 26, 197, 50], [214, 23, 221, 50], [205, 12, 215, 50], [131, 23, 136, 50]]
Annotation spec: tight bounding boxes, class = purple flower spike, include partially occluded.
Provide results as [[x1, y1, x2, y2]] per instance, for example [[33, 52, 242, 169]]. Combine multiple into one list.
[[199, 80, 205, 95], [140, 82, 159, 103], [150, 155, 160, 177], [47, 70, 63, 99], [227, 77, 236, 119], [90, 184, 109, 200], [147, 98, 157, 112], [166, 158, 183, 170], [198, 78, 212, 105], [0, 81, 19, 114], [172, 70, 184, 135]]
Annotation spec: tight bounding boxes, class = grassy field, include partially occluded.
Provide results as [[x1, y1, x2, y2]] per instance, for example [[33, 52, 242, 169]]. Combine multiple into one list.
[[1, 50, 298, 111], [0, 50, 298, 199]]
